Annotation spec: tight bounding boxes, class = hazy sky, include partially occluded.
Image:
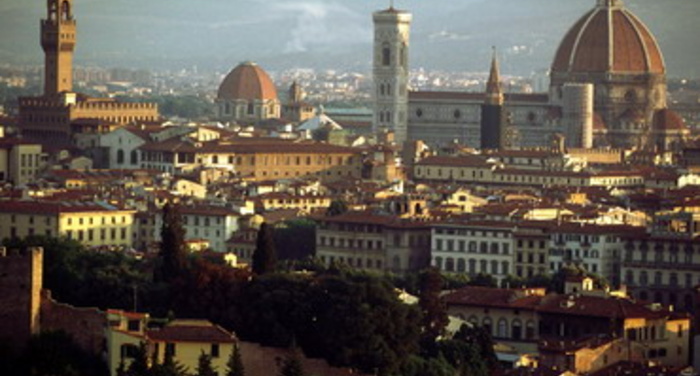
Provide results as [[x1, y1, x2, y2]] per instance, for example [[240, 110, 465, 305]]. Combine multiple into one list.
[[1, 0, 698, 77]]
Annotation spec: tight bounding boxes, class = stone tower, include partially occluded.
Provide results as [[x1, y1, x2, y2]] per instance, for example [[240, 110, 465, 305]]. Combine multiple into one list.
[[41, 0, 77, 96], [372, 7, 412, 145], [0, 247, 43, 351], [480, 49, 506, 150]]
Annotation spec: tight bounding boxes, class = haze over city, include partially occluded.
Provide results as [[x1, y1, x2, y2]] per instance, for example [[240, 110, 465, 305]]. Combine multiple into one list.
[[1, 0, 699, 76]]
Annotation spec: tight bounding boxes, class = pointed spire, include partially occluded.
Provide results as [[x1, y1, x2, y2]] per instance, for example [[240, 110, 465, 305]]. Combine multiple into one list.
[[485, 47, 503, 105]]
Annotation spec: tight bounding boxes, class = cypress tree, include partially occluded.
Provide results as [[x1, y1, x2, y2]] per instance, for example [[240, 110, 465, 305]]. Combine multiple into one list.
[[252, 223, 277, 275], [418, 268, 449, 355], [158, 203, 188, 282], [279, 348, 305, 376], [226, 343, 245, 376], [195, 351, 217, 376]]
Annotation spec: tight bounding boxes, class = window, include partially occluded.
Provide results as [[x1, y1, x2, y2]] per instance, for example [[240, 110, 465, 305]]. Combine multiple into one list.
[[211, 344, 220, 358], [117, 149, 125, 164], [165, 343, 176, 357], [382, 44, 391, 66]]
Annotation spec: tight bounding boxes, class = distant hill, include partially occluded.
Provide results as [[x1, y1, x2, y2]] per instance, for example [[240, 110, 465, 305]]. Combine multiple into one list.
[[0, 0, 697, 77]]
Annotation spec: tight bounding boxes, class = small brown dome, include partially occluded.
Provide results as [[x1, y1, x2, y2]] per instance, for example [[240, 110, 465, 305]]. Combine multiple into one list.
[[552, 0, 664, 74], [218, 62, 278, 101]]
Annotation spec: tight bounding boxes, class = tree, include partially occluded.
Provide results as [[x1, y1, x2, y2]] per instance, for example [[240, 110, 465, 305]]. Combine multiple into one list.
[[325, 200, 348, 216], [252, 223, 277, 275], [279, 348, 305, 376], [273, 219, 316, 260], [418, 268, 449, 356], [158, 203, 188, 283], [17, 330, 108, 376], [151, 348, 188, 376], [226, 343, 245, 376], [127, 342, 150, 376], [468, 273, 497, 288], [195, 351, 218, 376]]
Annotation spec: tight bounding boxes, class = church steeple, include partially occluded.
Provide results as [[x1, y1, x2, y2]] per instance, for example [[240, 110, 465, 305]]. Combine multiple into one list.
[[41, 0, 76, 96], [485, 47, 503, 105]]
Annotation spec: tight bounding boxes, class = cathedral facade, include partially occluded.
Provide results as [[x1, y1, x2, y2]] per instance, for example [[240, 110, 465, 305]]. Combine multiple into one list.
[[374, 0, 688, 151]]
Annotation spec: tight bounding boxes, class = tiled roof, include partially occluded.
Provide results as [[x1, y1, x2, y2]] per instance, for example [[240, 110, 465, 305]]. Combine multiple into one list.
[[415, 155, 491, 168], [147, 320, 235, 343], [0, 200, 132, 214], [140, 138, 360, 155], [217, 62, 277, 101], [551, 1, 664, 74], [443, 286, 544, 310]]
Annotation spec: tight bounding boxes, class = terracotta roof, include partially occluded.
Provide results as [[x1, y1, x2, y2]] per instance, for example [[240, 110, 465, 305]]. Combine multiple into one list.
[[537, 294, 673, 320], [652, 109, 687, 131], [0, 200, 132, 214], [139, 138, 360, 155], [147, 321, 236, 343], [317, 210, 437, 229], [444, 286, 544, 310], [179, 205, 239, 217], [218, 62, 278, 101], [551, 1, 664, 74], [415, 155, 491, 168]]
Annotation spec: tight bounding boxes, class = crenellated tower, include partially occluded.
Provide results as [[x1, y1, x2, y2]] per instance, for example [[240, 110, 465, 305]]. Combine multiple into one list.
[[372, 7, 412, 145], [41, 0, 76, 96]]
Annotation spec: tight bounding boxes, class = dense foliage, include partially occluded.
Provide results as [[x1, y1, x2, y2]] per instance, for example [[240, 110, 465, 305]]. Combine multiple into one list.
[[2, 234, 498, 376]]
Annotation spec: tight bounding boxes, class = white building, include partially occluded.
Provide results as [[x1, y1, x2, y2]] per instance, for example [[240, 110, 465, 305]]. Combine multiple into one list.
[[431, 221, 514, 284]]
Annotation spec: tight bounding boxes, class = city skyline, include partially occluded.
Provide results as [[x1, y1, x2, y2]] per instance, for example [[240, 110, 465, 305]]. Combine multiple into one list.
[[1, 0, 699, 77]]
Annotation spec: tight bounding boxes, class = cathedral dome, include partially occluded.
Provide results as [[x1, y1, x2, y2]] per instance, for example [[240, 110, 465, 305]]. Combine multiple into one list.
[[218, 62, 278, 101], [551, 0, 664, 74]]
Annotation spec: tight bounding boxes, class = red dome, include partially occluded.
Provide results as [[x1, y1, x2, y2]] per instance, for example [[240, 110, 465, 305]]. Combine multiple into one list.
[[218, 62, 278, 101], [552, 0, 664, 74]]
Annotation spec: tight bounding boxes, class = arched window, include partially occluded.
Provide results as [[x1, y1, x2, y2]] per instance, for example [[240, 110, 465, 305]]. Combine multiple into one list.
[[525, 320, 536, 339], [130, 150, 138, 165], [457, 258, 466, 272], [669, 273, 678, 287], [501, 261, 509, 275], [482, 317, 492, 336], [434, 257, 443, 270], [116, 149, 124, 164], [61, 1, 71, 21], [497, 318, 508, 338], [511, 319, 522, 340], [640, 271, 648, 286], [468, 259, 476, 274], [625, 270, 634, 285], [247, 102, 255, 115], [382, 44, 391, 66], [49, 1, 58, 21], [379, 83, 385, 96], [654, 271, 663, 286], [399, 43, 407, 68], [445, 258, 455, 272]]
